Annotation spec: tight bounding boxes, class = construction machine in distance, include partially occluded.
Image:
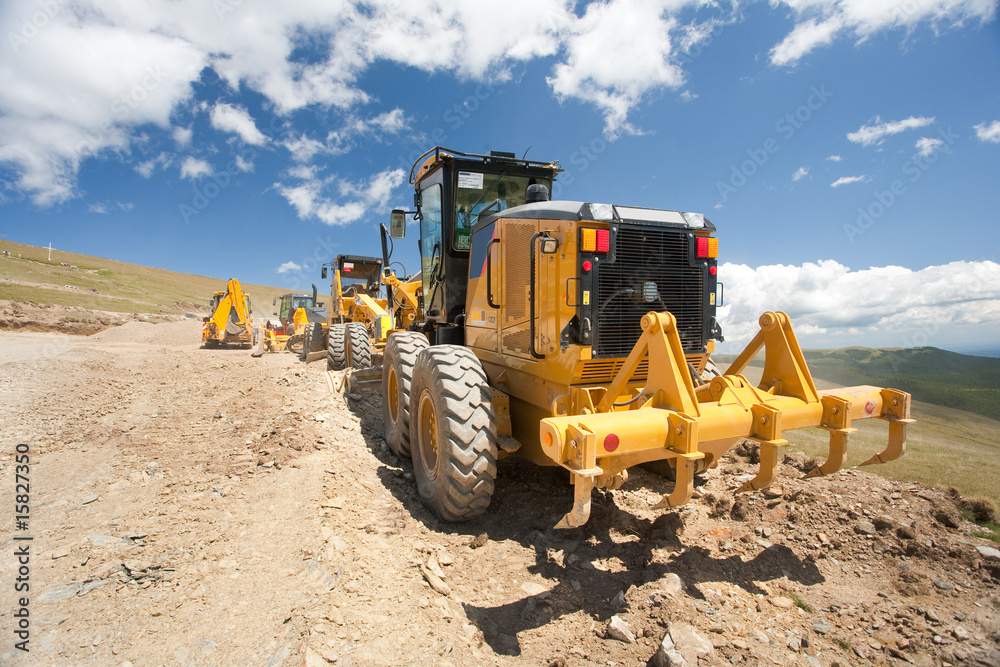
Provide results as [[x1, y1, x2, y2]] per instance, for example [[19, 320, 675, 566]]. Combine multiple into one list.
[[252, 287, 328, 356], [202, 278, 254, 347], [319, 253, 424, 372], [381, 146, 914, 529]]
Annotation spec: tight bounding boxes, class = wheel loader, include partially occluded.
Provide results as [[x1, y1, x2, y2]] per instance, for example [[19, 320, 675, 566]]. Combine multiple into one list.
[[381, 146, 914, 529], [202, 278, 254, 347]]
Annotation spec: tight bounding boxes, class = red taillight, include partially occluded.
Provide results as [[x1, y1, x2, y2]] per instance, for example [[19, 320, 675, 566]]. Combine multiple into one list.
[[581, 228, 610, 253], [595, 229, 610, 253], [696, 237, 719, 258], [582, 260, 592, 273]]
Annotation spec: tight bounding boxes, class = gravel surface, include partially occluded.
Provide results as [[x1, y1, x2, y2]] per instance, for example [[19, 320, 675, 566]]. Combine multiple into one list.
[[0, 320, 997, 666]]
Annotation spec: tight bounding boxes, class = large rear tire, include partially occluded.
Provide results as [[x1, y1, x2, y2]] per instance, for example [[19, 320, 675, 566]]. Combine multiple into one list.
[[382, 332, 428, 458], [328, 324, 347, 370], [345, 322, 372, 369], [409, 346, 498, 522]]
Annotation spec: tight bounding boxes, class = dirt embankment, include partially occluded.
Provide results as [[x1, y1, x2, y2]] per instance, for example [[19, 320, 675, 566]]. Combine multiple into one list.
[[0, 299, 203, 335], [0, 321, 997, 666]]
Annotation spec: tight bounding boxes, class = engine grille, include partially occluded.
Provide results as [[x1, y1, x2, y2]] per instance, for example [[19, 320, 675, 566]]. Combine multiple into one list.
[[593, 225, 705, 357]]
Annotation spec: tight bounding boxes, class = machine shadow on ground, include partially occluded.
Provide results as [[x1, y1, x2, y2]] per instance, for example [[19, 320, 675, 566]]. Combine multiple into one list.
[[344, 390, 825, 657]]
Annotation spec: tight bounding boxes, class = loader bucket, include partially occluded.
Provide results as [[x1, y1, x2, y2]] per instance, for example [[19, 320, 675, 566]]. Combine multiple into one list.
[[539, 311, 913, 529]]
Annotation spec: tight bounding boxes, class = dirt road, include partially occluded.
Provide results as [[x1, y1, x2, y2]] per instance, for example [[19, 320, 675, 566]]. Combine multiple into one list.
[[1, 322, 998, 666]]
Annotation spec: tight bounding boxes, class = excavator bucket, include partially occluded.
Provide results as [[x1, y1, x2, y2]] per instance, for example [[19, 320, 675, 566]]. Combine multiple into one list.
[[539, 311, 914, 529]]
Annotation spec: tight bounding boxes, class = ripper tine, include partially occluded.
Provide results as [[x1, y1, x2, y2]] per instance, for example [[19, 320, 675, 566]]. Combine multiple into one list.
[[653, 453, 699, 510], [555, 474, 596, 530], [804, 427, 855, 479], [860, 418, 913, 467], [736, 439, 785, 494]]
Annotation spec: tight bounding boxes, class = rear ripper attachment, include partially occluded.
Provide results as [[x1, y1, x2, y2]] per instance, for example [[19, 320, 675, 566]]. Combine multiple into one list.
[[540, 310, 913, 529]]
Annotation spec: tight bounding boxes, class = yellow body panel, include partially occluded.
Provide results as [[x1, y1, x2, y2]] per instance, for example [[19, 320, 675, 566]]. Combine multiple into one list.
[[463, 212, 912, 528]]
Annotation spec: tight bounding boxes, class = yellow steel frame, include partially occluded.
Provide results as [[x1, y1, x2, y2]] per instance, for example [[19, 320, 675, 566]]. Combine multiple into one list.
[[539, 311, 913, 528]]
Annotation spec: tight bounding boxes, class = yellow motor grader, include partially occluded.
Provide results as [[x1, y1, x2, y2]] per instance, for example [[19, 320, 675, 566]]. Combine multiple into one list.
[[202, 278, 254, 347], [382, 147, 914, 529], [319, 250, 424, 371]]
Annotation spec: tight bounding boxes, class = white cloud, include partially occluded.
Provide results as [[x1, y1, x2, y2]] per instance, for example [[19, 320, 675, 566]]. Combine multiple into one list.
[[275, 167, 405, 226], [847, 116, 935, 146], [792, 166, 809, 181], [135, 152, 173, 178], [831, 175, 866, 187], [277, 261, 302, 274], [210, 103, 269, 145], [915, 137, 945, 158], [716, 259, 1000, 349], [88, 203, 108, 214], [117, 201, 134, 212], [769, 0, 996, 66], [180, 157, 213, 180], [826, 155, 842, 162], [235, 154, 254, 172], [973, 120, 1000, 143], [0, 0, 993, 205], [547, 0, 693, 138], [172, 126, 193, 147]]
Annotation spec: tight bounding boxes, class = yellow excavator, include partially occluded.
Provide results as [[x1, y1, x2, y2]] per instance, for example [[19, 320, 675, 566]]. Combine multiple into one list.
[[381, 147, 914, 528], [202, 278, 253, 347]]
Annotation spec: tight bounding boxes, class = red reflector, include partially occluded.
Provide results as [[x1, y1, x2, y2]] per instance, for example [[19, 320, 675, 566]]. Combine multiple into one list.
[[696, 237, 709, 258], [582, 260, 592, 273], [595, 229, 610, 253], [710, 265, 717, 276], [604, 434, 619, 452]]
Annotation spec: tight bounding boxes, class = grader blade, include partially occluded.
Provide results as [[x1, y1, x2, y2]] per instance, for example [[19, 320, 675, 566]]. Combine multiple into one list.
[[540, 311, 915, 528]]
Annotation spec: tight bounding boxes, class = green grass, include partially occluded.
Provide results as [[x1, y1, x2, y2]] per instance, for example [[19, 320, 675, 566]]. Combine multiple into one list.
[[789, 592, 813, 613], [0, 239, 297, 317], [717, 347, 1000, 422], [725, 366, 1000, 507]]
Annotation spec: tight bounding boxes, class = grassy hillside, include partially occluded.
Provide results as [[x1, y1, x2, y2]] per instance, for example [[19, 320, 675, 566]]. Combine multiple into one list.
[[717, 346, 1000, 422], [0, 240, 301, 318], [722, 365, 1000, 507]]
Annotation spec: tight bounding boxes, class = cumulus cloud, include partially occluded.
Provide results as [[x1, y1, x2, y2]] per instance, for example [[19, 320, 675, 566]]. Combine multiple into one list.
[[0, 0, 993, 205], [716, 260, 1000, 349], [180, 157, 213, 180], [792, 167, 809, 181], [88, 203, 108, 214], [915, 137, 946, 158], [974, 120, 1000, 143], [547, 0, 696, 137], [827, 155, 842, 162], [848, 116, 935, 146], [769, 0, 996, 66], [275, 167, 405, 226], [210, 103, 269, 145], [277, 261, 302, 274], [135, 152, 173, 178], [831, 175, 866, 187]]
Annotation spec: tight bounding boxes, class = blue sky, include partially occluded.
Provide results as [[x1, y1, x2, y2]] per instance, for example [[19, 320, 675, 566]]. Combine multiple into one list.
[[1, 0, 999, 353]]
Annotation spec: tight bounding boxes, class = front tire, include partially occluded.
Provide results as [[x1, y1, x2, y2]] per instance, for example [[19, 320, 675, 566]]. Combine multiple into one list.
[[345, 322, 372, 369], [409, 346, 497, 522], [328, 324, 347, 370], [382, 332, 428, 458]]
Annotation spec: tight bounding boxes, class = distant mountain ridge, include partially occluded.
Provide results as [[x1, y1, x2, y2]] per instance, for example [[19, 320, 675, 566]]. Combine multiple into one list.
[[720, 347, 1000, 422]]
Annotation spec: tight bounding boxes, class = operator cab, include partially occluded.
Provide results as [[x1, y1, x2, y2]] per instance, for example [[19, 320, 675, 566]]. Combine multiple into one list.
[[391, 147, 561, 344]]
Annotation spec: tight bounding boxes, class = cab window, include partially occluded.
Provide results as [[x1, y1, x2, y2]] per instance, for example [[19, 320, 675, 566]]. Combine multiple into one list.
[[454, 172, 551, 250], [419, 183, 444, 299]]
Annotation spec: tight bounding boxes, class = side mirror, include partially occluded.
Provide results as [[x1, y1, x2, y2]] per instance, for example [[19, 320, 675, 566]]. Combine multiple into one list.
[[390, 210, 407, 239], [321, 267, 328, 280]]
